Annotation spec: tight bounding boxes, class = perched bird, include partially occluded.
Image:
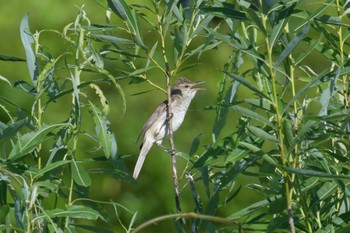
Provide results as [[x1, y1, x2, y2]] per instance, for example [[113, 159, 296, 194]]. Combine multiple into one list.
[[133, 77, 205, 179]]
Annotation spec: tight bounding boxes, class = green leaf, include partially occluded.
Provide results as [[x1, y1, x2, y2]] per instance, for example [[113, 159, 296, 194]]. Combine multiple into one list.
[[230, 105, 274, 127], [229, 195, 282, 218], [225, 72, 269, 99], [0, 118, 27, 141], [189, 134, 201, 156], [14, 80, 37, 95], [246, 125, 278, 143], [283, 118, 294, 151], [8, 123, 69, 160], [71, 160, 92, 187], [89, 101, 117, 159], [48, 205, 104, 220], [283, 71, 331, 114], [0, 205, 9, 223], [269, 3, 295, 47], [274, 22, 310, 67], [0, 75, 12, 87], [89, 34, 134, 44], [107, 0, 146, 49], [33, 160, 71, 179], [20, 14, 38, 86], [89, 168, 137, 185], [201, 6, 248, 20], [0, 54, 26, 62], [316, 15, 350, 27]]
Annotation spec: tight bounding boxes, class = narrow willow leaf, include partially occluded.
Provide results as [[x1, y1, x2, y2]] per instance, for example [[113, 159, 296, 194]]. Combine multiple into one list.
[[0, 118, 27, 141], [48, 205, 103, 220], [229, 195, 282, 218], [90, 84, 110, 114], [269, 3, 295, 47], [33, 160, 71, 179], [20, 14, 38, 86], [201, 6, 248, 20], [189, 134, 202, 156], [107, 0, 146, 49], [294, 0, 333, 31], [165, 0, 184, 22], [246, 8, 266, 35], [190, 15, 214, 39], [239, 141, 261, 153], [14, 80, 37, 95], [146, 42, 158, 68], [0, 205, 9, 223], [225, 72, 269, 99], [89, 101, 117, 159], [89, 34, 134, 44], [71, 160, 92, 187], [42, 67, 60, 101], [0, 75, 12, 87], [262, 154, 350, 179], [231, 105, 274, 127], [274, 22, 310, 67], [283, 118, 294, 150], [246, 125, 278, 143], [283, 71, 331, 114], [212, 77, 239, 140], [316, 15, 350, 27], [316, 182, 337, 200], [295, 34, 323, 66], [89, 168, 136, 185], [8, 123, 69, 160], [0, 54, 26, 62], [318, 69, 340, 116]]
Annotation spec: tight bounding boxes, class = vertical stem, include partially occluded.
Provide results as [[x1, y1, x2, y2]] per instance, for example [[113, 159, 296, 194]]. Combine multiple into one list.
[[159, 14, 183, 224], [261, 13, 295, 233]]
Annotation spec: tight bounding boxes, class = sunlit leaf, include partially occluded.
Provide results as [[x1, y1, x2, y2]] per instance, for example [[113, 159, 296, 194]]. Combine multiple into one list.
[[8, 123, 69, 160], [246, 125, 278, 143], [89, 101, 117, 159], [20, 14, 38, 86], [48, 205, 104, 220]]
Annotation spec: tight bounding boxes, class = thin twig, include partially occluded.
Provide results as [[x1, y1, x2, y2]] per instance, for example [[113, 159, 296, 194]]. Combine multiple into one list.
[[160, 20, 184, 225], [132, 212, 243, 233]]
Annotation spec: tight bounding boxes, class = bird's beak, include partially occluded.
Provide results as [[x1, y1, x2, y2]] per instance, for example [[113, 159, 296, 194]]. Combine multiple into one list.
[[192, 81, 206, 91]]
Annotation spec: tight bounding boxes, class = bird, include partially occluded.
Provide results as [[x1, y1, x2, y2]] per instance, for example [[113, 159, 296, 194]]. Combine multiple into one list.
[[133, 77, 205, 179]]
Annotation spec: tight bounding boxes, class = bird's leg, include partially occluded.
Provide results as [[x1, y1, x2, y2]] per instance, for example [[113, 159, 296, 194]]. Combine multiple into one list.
[[155, 141, 176, 154]]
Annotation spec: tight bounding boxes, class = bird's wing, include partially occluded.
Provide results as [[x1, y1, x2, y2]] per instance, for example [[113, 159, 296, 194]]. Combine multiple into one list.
[[136, 100, 168, 143]]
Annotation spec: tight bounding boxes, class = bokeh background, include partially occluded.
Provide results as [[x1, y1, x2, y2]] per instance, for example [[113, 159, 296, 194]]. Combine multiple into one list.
[[0, 0, 249, 231], [0, 0, 336, 232]]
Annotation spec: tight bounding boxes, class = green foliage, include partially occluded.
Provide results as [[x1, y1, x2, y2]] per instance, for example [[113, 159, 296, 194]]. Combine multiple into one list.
[[1, 0, 350, 232]]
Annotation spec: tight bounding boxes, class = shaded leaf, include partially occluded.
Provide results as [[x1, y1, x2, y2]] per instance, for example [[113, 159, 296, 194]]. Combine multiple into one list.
[[71, 160, 92, 187], [0, 55, 26, 62], [274, 22, 310, 67], [0, 118, 27, 141]]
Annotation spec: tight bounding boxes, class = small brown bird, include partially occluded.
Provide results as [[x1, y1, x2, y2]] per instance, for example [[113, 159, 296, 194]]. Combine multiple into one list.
[[133, 77, 205, 179]]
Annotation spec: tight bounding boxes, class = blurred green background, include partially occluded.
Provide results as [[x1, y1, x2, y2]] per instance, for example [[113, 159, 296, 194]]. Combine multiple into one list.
[[0, 0, 248, 231], [0, 0, 336, 232]]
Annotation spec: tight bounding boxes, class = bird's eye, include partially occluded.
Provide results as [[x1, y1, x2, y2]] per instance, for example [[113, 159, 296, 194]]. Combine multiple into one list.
[[185, 85, 189, 88]]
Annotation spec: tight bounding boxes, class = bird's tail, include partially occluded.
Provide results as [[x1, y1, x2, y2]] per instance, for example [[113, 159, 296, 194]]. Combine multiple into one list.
[[133, 139, 153, 179]]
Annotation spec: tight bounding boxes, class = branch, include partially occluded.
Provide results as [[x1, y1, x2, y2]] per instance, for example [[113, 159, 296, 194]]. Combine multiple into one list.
[[132, 212, 243, 233]]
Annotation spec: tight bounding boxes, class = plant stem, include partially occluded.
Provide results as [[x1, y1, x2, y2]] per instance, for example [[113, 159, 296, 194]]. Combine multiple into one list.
[[132, 212, 242, 233], [261, 12, 295, 233], [158, 7, 184, 226]]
